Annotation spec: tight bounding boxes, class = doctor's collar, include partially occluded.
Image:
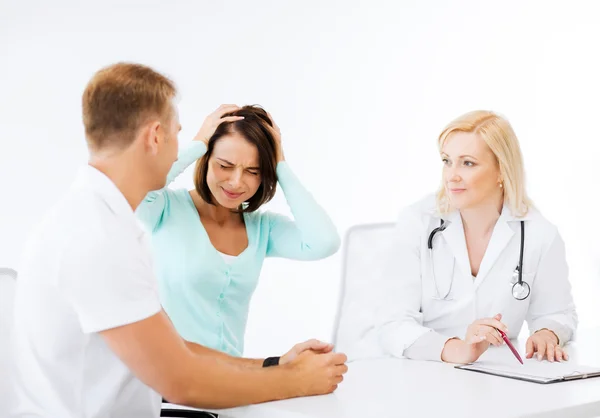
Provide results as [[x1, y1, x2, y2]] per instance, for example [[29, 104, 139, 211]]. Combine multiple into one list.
[[498, 204, 535, 222], [435, 204, 534, 224]]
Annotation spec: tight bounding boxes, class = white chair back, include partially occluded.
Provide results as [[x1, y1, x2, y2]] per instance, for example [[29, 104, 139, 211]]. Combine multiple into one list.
[[0, 268, 17, 409], [332, 223, 396, 361]]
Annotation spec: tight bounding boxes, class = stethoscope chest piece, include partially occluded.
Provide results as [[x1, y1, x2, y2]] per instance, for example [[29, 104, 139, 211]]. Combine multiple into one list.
[[512, 280, 531, 301]]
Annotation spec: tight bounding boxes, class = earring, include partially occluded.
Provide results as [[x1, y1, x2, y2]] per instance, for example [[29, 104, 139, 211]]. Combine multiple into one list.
[[499, 183, 503, 188]]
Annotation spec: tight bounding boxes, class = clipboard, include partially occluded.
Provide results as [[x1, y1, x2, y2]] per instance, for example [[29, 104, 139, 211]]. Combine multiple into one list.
[[455, 360, 600, 384]]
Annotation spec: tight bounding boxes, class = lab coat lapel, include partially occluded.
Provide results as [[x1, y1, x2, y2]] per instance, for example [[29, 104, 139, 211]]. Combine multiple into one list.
[[473, 207, 516, 289], [440, 211, 472, 280]]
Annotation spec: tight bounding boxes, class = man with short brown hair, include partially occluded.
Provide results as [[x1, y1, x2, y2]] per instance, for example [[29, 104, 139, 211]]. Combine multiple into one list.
[[9, 62, 347, 418]]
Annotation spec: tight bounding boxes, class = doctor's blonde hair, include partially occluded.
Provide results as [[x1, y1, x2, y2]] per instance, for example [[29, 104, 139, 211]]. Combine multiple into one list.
[[436, 110, 532, 217]]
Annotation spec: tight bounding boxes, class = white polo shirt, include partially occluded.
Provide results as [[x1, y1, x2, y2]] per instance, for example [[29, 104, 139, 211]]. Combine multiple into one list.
[[9, 165, 163, 418]]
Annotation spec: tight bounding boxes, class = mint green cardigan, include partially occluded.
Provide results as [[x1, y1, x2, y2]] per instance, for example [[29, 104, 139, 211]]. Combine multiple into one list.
[[136, 142, 341, 356]]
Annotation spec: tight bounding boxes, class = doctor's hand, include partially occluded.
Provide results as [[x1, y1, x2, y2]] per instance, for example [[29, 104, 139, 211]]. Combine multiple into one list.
[[193, 104, 244, 145], [442, 314, 509, 364], [441, 336, 490, 364], [464, 313, 508, 347], [280, 339, 334, 365], [526, 329, 566, 362]]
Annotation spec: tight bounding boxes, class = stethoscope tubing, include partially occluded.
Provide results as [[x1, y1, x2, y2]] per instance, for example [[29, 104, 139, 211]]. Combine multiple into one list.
[[428, 218, 528, 300]]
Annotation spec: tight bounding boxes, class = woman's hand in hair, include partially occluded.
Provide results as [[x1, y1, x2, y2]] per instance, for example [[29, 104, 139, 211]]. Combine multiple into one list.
[[193, 104, 244, 145], [267, 112, 285, 162]]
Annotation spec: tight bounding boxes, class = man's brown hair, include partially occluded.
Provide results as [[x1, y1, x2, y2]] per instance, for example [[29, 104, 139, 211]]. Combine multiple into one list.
[[82, 62, 177, 151]]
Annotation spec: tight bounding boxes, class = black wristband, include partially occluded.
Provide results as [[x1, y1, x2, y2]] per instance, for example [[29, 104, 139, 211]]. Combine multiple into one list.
[[262, 356, 280, 367]]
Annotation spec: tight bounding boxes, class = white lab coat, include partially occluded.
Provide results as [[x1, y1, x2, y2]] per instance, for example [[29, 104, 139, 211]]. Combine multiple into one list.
[[377, 195, 577, 361]]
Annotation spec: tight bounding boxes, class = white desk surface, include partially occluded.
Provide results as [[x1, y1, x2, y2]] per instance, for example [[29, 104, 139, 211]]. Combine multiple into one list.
[[166, 328, 600, 418]]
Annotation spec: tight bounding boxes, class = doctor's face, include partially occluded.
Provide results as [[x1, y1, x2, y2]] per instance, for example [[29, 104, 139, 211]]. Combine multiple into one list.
[[441, 132, 502, 211]]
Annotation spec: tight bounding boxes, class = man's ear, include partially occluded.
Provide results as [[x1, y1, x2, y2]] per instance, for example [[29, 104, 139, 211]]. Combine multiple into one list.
[[141, 121, 162, 155]]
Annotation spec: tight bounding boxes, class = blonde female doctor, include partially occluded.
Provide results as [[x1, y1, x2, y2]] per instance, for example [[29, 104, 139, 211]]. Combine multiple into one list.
[[377, 110, 577, 365]]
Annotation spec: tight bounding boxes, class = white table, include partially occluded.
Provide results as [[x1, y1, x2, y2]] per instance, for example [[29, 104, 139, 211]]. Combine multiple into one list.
[[166, 328, 600, 418]]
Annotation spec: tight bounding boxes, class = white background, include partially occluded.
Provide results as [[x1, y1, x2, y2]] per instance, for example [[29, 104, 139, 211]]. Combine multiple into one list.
[[1, 0, 599, 357]]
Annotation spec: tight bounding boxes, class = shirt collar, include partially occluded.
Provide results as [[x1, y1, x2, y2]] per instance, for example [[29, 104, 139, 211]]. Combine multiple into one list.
[[439, 203, 535, 224], [74, 165, 145, 238]]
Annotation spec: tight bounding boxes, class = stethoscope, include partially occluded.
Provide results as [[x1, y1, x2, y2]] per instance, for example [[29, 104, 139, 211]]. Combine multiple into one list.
[[427, 219, 530, 301]]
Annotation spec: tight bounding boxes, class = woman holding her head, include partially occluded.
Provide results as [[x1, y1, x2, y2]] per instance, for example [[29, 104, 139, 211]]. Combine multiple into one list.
[[136, 104, 340, 359], [377, 110, 577, 364]]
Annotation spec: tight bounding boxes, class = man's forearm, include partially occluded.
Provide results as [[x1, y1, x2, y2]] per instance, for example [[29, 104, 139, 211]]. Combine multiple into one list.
[[184, 341, 264, 368], [176, 351, 296, 409]]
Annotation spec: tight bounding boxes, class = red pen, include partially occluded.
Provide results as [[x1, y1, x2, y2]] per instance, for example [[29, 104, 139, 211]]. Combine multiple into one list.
[[498, 329, 524, 365]]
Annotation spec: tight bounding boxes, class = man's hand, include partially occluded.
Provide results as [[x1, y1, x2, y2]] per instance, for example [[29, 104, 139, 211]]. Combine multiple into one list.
[[280, 339, 334, 365], [284, 350, 348, 396]]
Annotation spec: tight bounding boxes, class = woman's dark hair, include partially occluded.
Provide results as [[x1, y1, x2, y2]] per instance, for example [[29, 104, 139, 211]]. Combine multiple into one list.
[[193, 105, 278, 213]]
